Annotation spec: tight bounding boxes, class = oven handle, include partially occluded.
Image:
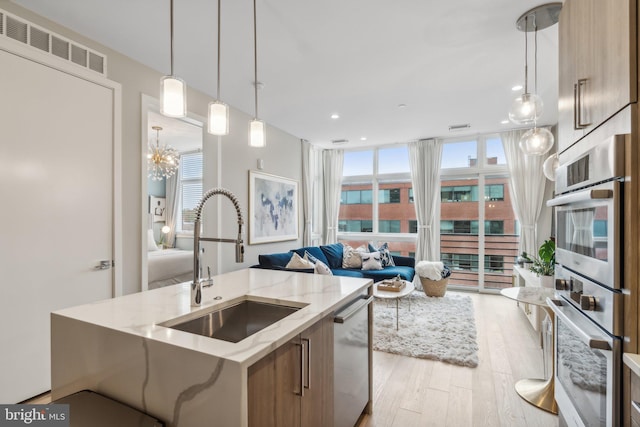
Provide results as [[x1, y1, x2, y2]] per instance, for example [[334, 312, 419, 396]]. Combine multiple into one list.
[[546, 298, 611, 351], [547, 188, 613, 207]]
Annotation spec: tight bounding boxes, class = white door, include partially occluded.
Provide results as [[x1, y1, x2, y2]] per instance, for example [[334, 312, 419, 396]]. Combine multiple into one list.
[[0, 48, 115, 402]]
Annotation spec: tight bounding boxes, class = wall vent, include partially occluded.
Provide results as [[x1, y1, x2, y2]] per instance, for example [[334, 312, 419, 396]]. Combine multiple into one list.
[[448, 123, 471, 132], [0, 9, 107, 76]]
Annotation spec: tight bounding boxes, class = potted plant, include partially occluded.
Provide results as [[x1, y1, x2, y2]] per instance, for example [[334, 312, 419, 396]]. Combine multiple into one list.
[[520, 239, 555, 287]]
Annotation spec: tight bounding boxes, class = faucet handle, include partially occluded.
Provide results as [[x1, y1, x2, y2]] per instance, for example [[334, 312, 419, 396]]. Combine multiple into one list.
[[203, 266, 214, 288]]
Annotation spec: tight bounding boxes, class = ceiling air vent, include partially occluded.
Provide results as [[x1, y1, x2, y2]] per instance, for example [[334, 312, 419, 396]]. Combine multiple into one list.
[[0, 8, 107, 76], [331, 139, 349, 145], [448, 123, 471, 132]]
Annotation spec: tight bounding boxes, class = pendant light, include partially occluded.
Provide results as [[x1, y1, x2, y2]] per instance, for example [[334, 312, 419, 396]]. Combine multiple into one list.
[[160, 0, 187, 118], [516, 3, 561, 156], [249, 0, 266, 148], [508, 15, 543, 125], [148, 126, 180, 180], [519, 126, 555, 156], [208, 0, 229, 135], [542, 153, 559, 181]]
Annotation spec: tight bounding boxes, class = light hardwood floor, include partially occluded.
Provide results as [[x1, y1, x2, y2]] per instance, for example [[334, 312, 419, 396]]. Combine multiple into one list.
[[357, 291, 559, 427]]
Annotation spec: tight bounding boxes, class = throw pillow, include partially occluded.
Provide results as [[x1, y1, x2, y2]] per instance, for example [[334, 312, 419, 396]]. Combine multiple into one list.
[[361, 252, 383, 270], [304, 250, 333, 275], [285, 252, 314, 269], [368, 242, 395, 267], [313, 259, 333, 275], [342, 244, 363, 269]]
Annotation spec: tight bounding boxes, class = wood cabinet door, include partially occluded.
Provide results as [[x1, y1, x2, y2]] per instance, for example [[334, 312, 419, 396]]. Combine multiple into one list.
[[558, 0, 581, 152], [558, 0, 636, 153], [301, 316, 334, 427], [586, 0, 636, 132], [248, 337, 301, 427]]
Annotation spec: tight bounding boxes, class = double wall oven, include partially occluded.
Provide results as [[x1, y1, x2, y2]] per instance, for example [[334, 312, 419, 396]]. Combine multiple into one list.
[[547, 135, 625, 427]]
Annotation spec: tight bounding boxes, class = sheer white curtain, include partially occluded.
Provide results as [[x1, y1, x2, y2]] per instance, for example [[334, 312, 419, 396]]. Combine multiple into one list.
[[301, 140, 314, 246], [165, 174, 181, 248], [408, 138, 443, 262], [322, 149, 344, 244], [501, 129, 547, 256]]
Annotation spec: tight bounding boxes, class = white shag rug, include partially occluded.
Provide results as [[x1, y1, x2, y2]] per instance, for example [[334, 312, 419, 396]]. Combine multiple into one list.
[[373, 292, 479, 367]]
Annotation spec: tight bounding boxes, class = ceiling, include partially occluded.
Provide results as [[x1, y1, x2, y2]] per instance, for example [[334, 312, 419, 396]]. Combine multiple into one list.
[[12, 0, 560, 149]]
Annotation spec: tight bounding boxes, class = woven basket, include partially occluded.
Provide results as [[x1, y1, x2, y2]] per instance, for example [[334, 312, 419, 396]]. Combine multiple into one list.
[[420, 276, 449, 297]]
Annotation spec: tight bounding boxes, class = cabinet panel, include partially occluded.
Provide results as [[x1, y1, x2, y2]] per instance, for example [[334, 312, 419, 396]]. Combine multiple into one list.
[[301, 316, 334, 427], [557, 0, 636, 153], [558, 0, 583, 151], [248, 315, 333, 427]]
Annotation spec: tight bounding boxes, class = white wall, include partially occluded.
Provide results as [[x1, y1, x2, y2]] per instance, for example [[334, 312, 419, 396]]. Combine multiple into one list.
[[4, 3, 303, 294]]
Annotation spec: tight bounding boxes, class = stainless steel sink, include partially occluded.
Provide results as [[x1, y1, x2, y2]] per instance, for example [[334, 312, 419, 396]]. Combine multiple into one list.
[[165, 300, 302, 343]]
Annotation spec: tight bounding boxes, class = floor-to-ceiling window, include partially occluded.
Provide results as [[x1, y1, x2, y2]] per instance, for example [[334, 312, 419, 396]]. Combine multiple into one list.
[[338, 146, 416, 256], [439, 135, 519, 291], [337, 135, 519, 292]]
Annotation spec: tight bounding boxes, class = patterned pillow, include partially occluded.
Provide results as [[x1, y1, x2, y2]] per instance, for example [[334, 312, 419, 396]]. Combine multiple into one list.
[[305, 251, 333, 275], [285, 252, 314, 269], [368, 242, 395, 267], [342, 244, 363, 268], [361, 252, 383, 270]]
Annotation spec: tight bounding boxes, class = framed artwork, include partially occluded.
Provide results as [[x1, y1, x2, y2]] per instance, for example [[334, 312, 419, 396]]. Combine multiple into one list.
[[249, 170, 299, 244], [149, 196, 166, 222]]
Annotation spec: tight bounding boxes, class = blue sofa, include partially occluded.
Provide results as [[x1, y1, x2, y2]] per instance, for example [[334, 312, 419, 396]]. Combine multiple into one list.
[[252, 243, 415, 281]]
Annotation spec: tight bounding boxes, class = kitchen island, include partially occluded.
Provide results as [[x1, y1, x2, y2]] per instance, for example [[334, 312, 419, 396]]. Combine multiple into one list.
[[51, 268, 373, 427]]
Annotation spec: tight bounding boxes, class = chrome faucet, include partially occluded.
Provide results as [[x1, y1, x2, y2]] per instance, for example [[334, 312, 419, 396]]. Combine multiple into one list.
[[191, 188, 245, 306]]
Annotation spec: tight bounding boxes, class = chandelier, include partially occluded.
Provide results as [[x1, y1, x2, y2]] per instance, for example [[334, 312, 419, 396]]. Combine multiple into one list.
[[148, 126, 180, 180]]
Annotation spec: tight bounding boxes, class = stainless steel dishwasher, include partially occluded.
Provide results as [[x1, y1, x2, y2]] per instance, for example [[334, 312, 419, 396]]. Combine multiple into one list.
[[334, 293, 373, 427]]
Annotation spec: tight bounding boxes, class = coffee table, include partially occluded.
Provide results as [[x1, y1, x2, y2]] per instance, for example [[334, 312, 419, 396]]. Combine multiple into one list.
[[373, 280, 415, 330]]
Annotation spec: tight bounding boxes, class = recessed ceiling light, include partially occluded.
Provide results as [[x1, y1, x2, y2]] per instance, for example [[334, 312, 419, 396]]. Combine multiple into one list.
[[511, 85, 523, 91], [331, 113, 340, 119], [397, 104, 407, 108], [360, 137, 367, 141], [501, 119, 509, 124]]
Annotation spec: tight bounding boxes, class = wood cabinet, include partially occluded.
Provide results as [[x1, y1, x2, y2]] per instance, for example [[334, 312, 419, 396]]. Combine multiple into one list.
[[248, 315, 334, 427], [557, 0, 636, 153]]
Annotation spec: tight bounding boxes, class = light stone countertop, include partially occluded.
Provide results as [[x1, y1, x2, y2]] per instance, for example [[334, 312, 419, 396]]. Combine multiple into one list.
[[53, 268, 373, 368]]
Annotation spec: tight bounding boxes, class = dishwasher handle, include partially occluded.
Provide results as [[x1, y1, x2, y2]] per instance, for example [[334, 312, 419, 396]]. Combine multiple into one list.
[[334, 296, 373, 324]]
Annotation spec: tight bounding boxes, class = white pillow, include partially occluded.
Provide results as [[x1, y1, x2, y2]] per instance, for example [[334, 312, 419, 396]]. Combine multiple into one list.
[[314, 259, 333, 275], [361, 252, 383, 270], [147, 229, 159, 251], [286, 252, 315, 269], [342, 244, 363, 268]]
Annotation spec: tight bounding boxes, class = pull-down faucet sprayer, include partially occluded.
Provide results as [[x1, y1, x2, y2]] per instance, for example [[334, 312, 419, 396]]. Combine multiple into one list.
[[191, 188, 244, 307]]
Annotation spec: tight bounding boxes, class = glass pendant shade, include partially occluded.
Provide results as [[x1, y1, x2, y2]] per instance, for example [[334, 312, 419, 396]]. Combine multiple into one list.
[[519, 127, 554, 156], [249, 119, 266, 147], [509, 92, 543, 124], [208, 101, 229, 135], [542, 153, 559, 181], [160, 76, 187, 118]]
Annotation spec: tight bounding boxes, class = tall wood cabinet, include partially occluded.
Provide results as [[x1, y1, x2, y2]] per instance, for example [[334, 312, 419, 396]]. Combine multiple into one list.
[[248, 315, 334, 427], [557, 0, 637, 153]]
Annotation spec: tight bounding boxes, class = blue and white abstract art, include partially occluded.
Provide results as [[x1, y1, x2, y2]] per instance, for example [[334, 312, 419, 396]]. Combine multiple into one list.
[[249, 171, 299, 244]]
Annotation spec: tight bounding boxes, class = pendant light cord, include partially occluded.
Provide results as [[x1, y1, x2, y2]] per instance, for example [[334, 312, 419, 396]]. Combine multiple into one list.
[[170, 0, 174, 76], [534, 16, 538, 96], [216, 0, 221, 100], [523, 15, 528, 94], [253, 0, 259, 119]]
